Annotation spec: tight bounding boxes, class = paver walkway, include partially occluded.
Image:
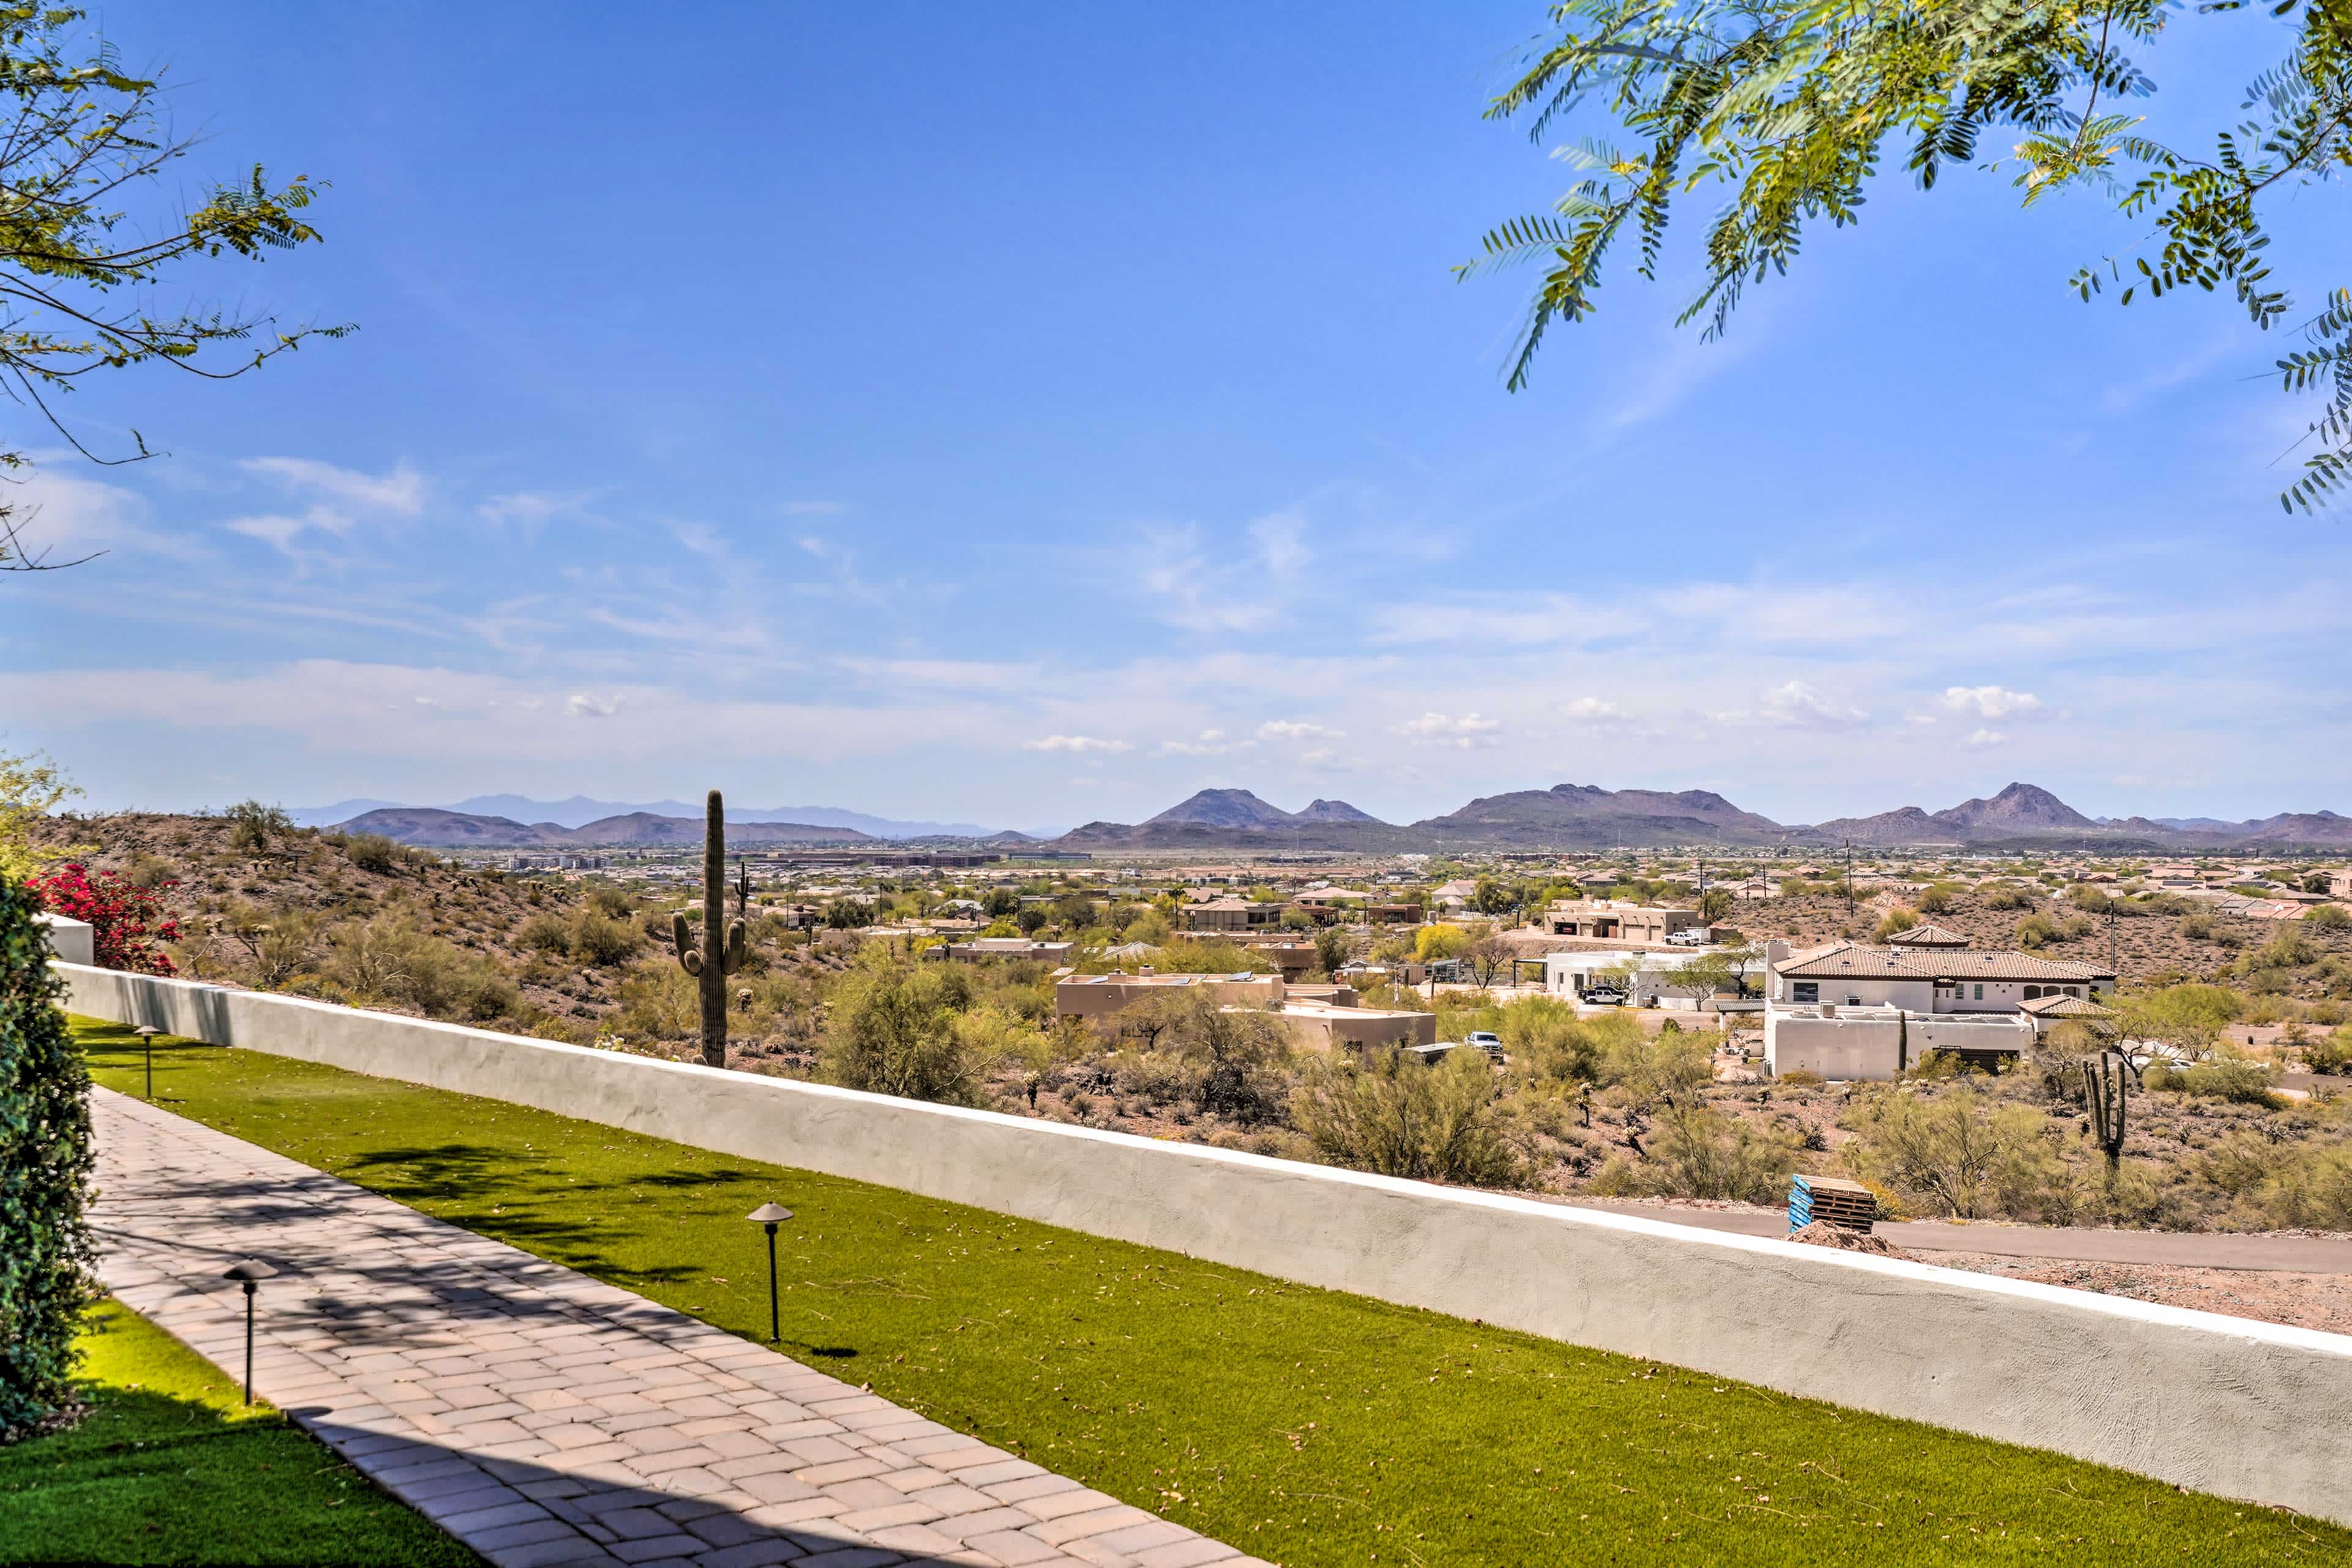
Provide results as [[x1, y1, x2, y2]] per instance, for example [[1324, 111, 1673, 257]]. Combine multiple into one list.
[[91, 1088, 1262, 1568]]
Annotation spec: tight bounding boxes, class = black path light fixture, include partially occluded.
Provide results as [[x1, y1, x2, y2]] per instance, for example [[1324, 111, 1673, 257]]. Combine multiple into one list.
[[133, 1025, 159, 1099], [221, 1258, 278, 1404], [746, 1202, 793, 1343]]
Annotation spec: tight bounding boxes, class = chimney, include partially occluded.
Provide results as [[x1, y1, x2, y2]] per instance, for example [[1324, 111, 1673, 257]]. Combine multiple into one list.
[[1139, 965, 1154, 976]]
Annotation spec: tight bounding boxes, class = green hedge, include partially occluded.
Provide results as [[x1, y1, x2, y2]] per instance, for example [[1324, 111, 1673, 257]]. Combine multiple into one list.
[[0, 876, 97, 1432]]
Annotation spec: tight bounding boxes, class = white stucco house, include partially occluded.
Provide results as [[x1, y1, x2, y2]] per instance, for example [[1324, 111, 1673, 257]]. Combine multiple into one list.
[[1760, 932, 2114, 1080]]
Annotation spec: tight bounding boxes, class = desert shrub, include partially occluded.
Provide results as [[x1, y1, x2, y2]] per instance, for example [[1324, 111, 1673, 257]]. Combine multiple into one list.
[[226, 799, 293, 853], [819, 949, 981, 1104], [2013, 913, 2058, 951], [518, 911, 571, 954], [570, 907, 643, 966], [344, 833, 402, 873], [2154, 1057, 2283, 1108], [217, 904, 318, 989], [123, 851, 178, 889], [2065, 883, 2116, 914], [1841, 1087, 2062, 1220], [1498, 995, 1617, 1083], [2260, 1142, 2352, 1229], [1872, 907, 1919, 943], [2307, 1027, 2352, 1076], [2178, 909, 2217, 940], [2116, 983, 2244, 1056], [2304, 903, 2352, 930], [1913, 883, 1959, 915], [1153, 992, 1291, 1118], [2251, 927, 2320, 971], [1598, 1025, 1714, 1107], [614, 961, 699, 1041], [0, 876, 100, 1433], [1983, 884, 2035, 911], [1596, 1099, 1800, 1202], [325, 916, 516, 1022], [1291, 1048, 1518, 1185]]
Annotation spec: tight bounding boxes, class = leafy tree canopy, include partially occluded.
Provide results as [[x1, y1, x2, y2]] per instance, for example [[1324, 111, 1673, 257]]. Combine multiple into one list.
[[1463, 0, 2352, 510], [0, 4, 345, 570]]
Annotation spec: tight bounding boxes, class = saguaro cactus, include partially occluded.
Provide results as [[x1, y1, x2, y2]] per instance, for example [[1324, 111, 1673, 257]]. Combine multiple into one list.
[[672, 790, 746, 1068], [2082, 1050, 2128, 1176]]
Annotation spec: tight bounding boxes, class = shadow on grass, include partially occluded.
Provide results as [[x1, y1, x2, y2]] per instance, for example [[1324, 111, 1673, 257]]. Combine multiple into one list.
[[0, 1305, 475, 1568]]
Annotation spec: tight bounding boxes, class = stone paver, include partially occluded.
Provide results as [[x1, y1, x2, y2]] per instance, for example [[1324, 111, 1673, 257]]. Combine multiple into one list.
[[91, 1088, 1264, 1568]]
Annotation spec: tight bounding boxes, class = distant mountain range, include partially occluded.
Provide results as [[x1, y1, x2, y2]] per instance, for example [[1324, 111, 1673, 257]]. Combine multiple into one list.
[[332, 807, 878, 849], [1047, 782, 2352, 853], [294, 795, 994, 840], [304, 782, 2352, 854]]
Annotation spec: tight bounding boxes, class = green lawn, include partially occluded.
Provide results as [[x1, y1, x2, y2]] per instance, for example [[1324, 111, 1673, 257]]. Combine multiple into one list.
[[72, 1016, 2351, 1566], [0, 1295, 476, 1567]]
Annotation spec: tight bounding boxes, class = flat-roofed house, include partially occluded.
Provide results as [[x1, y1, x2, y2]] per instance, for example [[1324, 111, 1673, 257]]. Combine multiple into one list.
[[1183, 897, 1287, 934], [1544, 898, 1705, 944], [942, 937, 1075, 964], [1274, 1000, 1438, 1052], [1055, 970, 1284, 1023]]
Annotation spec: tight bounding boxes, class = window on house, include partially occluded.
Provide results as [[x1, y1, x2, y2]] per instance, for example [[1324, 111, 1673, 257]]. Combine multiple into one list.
[[1793, 982, 1819, 1004], [1973, 983, 1984, 1000]]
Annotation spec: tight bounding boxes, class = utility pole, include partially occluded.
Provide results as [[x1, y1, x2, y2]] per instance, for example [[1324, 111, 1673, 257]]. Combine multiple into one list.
[[1844, 840, 1854, 918]]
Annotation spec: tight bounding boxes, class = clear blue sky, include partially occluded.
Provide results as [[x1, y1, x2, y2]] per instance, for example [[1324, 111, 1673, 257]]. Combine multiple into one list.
[[3, 2, 2342, 832]]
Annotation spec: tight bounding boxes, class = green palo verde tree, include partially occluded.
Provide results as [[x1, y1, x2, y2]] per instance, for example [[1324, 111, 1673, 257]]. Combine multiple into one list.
[[670, 791, 747, 1069], [1461, 0, 2352, 511], [0, 4, 346, 572], [0, 873, 99, 1432]]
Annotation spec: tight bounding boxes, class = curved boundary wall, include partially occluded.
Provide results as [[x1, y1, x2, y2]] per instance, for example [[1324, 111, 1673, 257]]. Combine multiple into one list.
[[56, 961, 2352, 1526]]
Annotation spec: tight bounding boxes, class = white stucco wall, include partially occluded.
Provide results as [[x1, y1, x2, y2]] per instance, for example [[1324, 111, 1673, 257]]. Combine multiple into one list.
[[1765, 1006, 2036, 1080], [51, 960, 2352, 1526], [34, 912, 94, 967]]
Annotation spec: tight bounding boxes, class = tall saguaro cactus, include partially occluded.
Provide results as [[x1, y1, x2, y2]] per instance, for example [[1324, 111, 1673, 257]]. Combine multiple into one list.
[[2082, 1050, 2128, 1177], [672, 790, 746, 1068]]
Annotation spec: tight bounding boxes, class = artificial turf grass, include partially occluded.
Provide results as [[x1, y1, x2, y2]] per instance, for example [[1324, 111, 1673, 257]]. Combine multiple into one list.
[[71, 1017, 2352, 1567], [0, 1295, 478, 1567]]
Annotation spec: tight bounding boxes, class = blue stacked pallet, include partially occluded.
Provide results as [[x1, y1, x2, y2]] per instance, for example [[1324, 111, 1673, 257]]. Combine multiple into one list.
[[1788, 1174, 1876, 1234]]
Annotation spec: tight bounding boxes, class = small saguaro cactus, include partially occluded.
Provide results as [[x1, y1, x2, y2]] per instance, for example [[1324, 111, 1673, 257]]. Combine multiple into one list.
[[2082, 1050, 2128, 1176], [673, 790, 747, 1068]]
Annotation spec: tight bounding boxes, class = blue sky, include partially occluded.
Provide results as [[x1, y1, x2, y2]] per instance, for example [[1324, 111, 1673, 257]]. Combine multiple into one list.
[[2, 2, 2344, 833]]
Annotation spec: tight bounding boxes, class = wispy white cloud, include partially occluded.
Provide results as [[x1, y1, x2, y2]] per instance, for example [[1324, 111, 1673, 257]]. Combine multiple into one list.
[[566, 693, 623, 718], [1257, 719, 1343, 741], [1940, 684, 2043, 720], [1159, 728, 1250, 756], [1023, 734, 1133, 754], [241, 457, 425, 515], [1396, 711, 1501, 748], [1759, 680, 1869, 729], [1966, 728, 2007, 748]]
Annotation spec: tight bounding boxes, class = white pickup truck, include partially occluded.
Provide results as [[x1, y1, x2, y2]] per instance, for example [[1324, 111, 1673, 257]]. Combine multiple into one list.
[[1665, 927, 1711, 947]]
